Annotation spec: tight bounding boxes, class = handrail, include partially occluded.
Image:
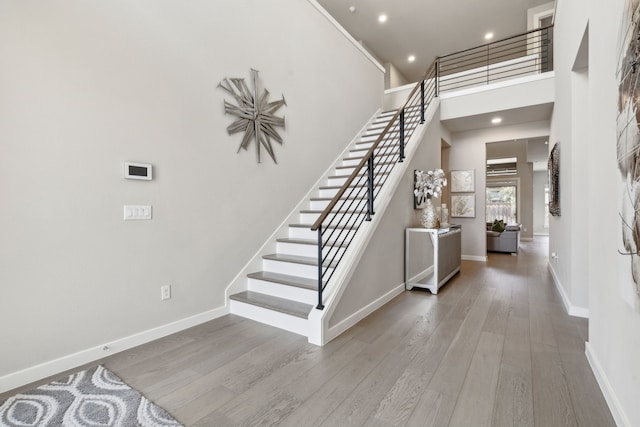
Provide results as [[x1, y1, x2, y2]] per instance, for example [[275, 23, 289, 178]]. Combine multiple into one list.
[[311, 25, 553, 310], [310, 60, 437, 232], [311, 59, 438, 309]]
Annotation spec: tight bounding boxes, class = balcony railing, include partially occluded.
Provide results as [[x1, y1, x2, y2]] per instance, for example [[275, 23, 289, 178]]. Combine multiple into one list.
[[438, 25, 553, 94]]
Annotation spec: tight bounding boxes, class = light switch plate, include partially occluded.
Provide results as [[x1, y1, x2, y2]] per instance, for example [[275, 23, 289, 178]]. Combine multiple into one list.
[[124, 205, 152, 220]]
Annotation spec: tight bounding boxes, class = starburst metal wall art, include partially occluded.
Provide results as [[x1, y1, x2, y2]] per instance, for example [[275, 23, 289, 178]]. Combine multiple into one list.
[[218, 69, 286, 164]]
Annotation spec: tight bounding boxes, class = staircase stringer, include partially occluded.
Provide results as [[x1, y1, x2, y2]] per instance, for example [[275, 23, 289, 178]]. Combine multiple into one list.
[[308, 98, 440, 345], [223, 109, 383, 306]]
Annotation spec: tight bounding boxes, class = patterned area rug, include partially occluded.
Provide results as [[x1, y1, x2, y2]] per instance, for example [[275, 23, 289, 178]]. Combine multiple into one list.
[[0, 365, 182, 426]]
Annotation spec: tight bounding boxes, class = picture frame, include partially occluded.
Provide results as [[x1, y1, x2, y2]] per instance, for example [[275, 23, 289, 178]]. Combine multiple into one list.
[[413, 169, 427, 209], [548, 143, 560, 216], [451, 194, 475, 218], [450, 169, 475, 192]]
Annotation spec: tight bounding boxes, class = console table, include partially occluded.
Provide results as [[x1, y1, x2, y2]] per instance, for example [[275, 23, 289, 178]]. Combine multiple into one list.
[[405, 225, 462, 294]]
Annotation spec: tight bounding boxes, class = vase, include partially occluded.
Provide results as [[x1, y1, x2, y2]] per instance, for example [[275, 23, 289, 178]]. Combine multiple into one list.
[[421, 198, 439, 229]]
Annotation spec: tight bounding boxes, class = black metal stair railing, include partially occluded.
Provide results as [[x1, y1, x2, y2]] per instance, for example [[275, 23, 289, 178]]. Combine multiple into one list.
[[310, 61, 438, 310], [310, 25, 554, 310], [438, 25, 554, 94]]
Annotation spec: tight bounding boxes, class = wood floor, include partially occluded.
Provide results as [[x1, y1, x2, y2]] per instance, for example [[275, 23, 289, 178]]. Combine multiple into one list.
[[2, 237, 615, 426]]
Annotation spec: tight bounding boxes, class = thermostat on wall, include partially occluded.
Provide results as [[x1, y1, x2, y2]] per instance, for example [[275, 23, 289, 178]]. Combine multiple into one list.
[[124, 162, 153, 180]]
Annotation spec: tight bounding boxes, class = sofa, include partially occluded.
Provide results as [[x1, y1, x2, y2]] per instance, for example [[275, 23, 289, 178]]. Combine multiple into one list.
[[486, 222, 521, 253]]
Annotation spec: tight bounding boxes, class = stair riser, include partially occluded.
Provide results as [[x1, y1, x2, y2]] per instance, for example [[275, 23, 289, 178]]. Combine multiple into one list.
[[319, 187, 362, 198], [319, 186, 383, 198], [247, 278, 317, 305], [277, 241, 317, 257], [354, 140, 399, 151], [362, 129, 399, 139], [289, 226, 358, 241], [299, 212, 367, 229], [309, 198, 368, 210], [230, 300, 310, 337], [342, 155, 399, 167], [327, 173, 391, 187], [262, 258, 332, 279], [326, 176, 360, 187], [345, 149, 400, 159]]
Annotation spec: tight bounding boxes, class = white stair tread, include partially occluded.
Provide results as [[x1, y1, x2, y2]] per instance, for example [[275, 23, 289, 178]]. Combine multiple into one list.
[[230, 291, 312, 319]]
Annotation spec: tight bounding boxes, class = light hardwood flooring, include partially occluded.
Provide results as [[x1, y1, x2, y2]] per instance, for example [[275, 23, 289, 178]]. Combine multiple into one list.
[[2, 237, 615, 426]]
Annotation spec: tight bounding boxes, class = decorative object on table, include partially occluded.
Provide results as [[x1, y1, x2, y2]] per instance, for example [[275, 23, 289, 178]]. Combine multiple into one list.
[[450, 169, 475, 192], [548, 142, 560, 216], [219, 69, 286, 164], [0, 365, 182, 427], [442, 203, 449, 225], [414, 169, 447, 228], [451, 194, 475, 218], [617, 0, 640, 308]]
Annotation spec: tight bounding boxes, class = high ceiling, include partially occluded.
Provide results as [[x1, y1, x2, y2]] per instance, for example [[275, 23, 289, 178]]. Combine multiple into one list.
[[317, 0, 552, 82]]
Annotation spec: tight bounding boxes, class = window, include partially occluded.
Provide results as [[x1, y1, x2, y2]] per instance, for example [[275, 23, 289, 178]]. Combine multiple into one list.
[[486, 185, 517, 224]]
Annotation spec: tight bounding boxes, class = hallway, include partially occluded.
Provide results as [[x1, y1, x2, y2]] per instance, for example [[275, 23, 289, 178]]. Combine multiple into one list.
[[0, 237, 615, 426]]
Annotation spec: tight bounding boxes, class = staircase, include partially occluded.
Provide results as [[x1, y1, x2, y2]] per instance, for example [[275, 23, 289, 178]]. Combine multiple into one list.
[[226, 25, 555, 344], [229, 108, 420, 338]]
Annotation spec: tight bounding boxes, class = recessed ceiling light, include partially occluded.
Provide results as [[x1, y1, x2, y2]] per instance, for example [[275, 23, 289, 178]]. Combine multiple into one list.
[[485, 32, 494, 40], [408, 55, 416, 63], [378, 14, 387, 23], [491, 117, 502, 124], [348, 5, 356, 13]]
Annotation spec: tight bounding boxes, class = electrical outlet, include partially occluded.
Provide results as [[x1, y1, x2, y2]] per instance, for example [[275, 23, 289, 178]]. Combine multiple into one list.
[[161, 285, 171, 300]]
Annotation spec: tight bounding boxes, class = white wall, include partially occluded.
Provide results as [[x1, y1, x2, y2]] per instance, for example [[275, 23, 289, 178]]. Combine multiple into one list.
[[547, 0, 590, 316], [329, 111, 443, 326], [533, 170, 549, 234], [447, 121, 550, 259], [557, 0, 640, 425], [384, 62, 410, 89], [0, 0, 384, 386]]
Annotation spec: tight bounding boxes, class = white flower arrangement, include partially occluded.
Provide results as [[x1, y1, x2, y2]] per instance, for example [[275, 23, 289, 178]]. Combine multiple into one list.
[[414, 169, 447, 200]]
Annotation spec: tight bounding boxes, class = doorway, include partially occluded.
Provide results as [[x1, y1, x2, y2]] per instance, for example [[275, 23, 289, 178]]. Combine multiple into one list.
[[486, 183, 518, 224]]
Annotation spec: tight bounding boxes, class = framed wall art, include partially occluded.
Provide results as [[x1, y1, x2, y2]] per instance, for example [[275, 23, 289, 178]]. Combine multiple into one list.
[[450, 169, 475, 193], [548, 143, 560, 216], [451, 194, 475, 218]]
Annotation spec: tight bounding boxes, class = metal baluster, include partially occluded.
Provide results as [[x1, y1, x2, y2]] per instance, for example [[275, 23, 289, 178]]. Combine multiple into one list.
[[316, 225, 324, 310], [486, 44, 490, 85], [420, 80, 425, 124], [399, 109, 405, 162], [366, 155, 375, 221], [435, 57, 439, 97]]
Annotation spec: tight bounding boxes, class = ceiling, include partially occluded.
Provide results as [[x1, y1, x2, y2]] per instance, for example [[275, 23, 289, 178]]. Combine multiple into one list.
[[440, 104, 553, 133], [317, 0, 552, 82]]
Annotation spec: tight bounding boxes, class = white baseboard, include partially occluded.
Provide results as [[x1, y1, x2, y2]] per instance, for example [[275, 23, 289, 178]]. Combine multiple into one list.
[[0, 306, 229, 394], [325, 283, 405, 343], [547, 262, 589, 318], [585, 342, 631, 427], [462, 255, 488, 262]]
